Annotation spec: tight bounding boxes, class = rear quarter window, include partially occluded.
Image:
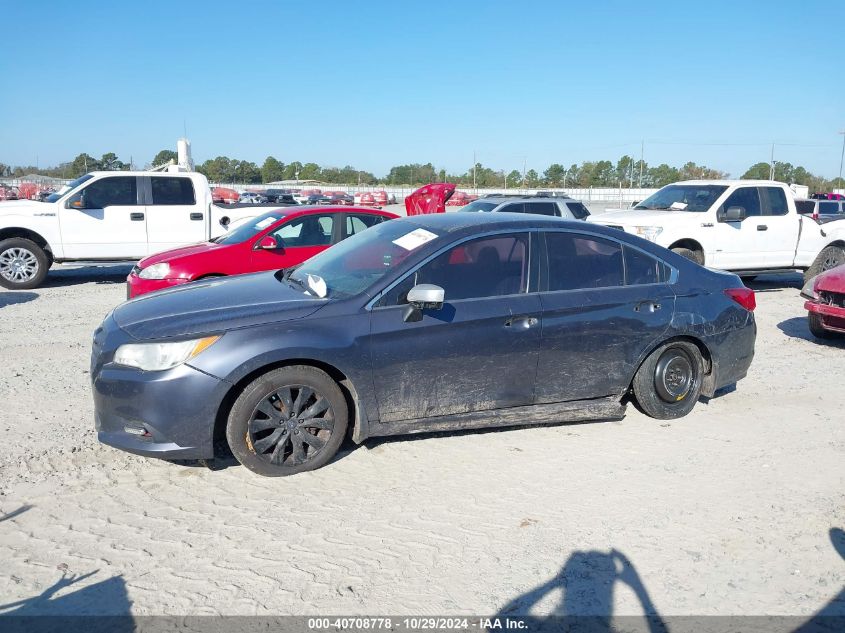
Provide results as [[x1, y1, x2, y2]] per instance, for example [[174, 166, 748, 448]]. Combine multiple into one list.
[[624, 246, 660, 285], [565, 202, 590, 219]]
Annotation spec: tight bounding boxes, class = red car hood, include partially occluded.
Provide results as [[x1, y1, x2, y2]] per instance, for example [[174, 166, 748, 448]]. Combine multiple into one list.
[[816, 263, 845, 292], [138, 241, 226, 268], [405, 183, 456, 216]]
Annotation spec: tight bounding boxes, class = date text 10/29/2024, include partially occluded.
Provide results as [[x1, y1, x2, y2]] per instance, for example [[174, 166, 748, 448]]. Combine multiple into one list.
[[307, 617, 528, 631]]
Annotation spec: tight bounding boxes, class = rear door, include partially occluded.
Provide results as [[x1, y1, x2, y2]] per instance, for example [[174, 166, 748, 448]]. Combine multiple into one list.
[[144, 176, 205, 254], [60, 175, 147, 259], [250, 212, 339, 271], [369, 232, 541, 422], [534, 231, 674, 403]]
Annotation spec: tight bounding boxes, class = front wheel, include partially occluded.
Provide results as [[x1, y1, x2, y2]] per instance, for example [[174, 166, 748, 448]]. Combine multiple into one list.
[[804, 245, 845, 283], [0, 238, 50, 290], [226, 365, 348, 476], [632, 341, 704, 419], [808, 312, 840, 340]]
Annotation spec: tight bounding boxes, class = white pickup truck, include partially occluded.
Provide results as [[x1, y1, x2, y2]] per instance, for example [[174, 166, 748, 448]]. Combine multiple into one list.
[[0, 170, 257, 289], [589, 180, 845, 282]]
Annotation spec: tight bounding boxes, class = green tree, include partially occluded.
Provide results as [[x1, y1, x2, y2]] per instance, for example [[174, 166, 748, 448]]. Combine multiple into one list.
[[100, 152, 125, 171], [741, 162, 771, 180], [299, 162, 321, 180], [525, 169, 540, 188], [283, 161, 303, 181], [152, 149, 178, 166], [506, 170, 522, 188], [646, 164, 680, 187], [385, 163, 437, 185], [543, 163, 567, 187], [69, 153, 101, 177], [261, 156, 286, 183]]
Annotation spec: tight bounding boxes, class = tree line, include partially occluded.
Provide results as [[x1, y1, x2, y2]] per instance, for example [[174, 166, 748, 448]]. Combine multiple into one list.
[[2, 150, 843, 191]]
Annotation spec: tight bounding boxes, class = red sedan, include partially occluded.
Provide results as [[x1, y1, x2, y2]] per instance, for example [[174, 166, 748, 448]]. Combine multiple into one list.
[[802, 262, 845, 339], [127, 206, 398, 298]]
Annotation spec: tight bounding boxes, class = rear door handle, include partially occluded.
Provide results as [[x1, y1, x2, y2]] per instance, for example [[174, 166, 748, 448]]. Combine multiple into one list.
[[757, 224, 768, 231], [504, 316, 538, 329], [130, 212, 145, 221], [190, 212, 204, 221], [634, 301, 661, 313]]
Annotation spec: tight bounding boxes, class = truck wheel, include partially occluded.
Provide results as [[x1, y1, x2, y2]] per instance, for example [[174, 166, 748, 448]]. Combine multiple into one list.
[[804, 246, 845, 283], [671, 247, 704, 265], [632, 341, 704, 420], [0, 238, 50, 290], [226, 365, 348, 476]]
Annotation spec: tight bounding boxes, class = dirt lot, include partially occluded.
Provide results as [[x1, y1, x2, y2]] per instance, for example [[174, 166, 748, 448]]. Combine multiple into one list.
[[0, 265, 842, 619]]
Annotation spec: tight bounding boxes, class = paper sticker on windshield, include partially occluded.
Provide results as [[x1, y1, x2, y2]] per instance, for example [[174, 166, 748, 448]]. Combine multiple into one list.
[[255, 217, 275, 229], [392, 228, 438, 251], [670, 202, 688, 210]]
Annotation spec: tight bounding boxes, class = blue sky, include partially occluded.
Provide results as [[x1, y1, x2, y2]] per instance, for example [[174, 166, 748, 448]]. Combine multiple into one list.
[[2, 0, 844, 178]]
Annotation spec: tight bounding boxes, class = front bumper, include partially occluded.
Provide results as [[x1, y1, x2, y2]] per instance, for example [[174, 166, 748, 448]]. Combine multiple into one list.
[[93, 361, 230, 460], [126, 273, 189, 299], [805, 300, 845, 333]]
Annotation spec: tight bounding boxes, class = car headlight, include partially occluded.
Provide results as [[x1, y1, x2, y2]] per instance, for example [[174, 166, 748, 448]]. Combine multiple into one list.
[[138, 262, 171, 280], [800, 276, 819, 301], [634, 226, 663, 242], [113, 336, 220, 371]]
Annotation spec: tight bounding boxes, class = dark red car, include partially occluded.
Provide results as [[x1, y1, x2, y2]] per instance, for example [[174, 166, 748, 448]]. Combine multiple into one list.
[[802, 263, 845, 339], [127, 206, 398, 298]]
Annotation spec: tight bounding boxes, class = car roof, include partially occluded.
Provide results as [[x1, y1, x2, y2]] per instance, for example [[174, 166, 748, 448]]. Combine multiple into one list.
[[401, 211, 594, 234]]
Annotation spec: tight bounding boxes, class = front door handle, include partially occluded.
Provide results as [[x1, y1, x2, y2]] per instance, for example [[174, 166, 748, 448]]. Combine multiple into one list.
[[504, 316, 538, 329], [130, 212, 145, 221], [634, 301, 661, 313], [757, 224, 768, 231], [190, 212, 204, 221]]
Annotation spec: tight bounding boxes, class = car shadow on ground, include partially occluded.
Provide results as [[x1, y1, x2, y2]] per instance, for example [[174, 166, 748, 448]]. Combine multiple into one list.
[[0, 292, 38, 309], [40, 265, 134, 289], [778, 317, 845, 348], [745, 273, 803, 293]]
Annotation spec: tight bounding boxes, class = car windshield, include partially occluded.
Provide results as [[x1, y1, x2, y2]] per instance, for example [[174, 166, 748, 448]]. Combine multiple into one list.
[[288, 220, 436, 299], [634, 185, 727, 212], [458, 200, 499, 213], [46, 174, 94, 202], [214, 211, 287, 244]]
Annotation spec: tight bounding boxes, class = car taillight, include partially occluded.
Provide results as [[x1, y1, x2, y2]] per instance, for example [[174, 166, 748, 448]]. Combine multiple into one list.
[[724, 287, 756, 311]]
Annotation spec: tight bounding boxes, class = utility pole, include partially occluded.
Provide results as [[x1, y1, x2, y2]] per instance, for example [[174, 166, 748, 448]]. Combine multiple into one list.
[[473, 150, 477, 190], [639, 140, 644, 187], [769, 143, 775, 180], [522, 157, 526, 190], [838, 131, 845, 187]]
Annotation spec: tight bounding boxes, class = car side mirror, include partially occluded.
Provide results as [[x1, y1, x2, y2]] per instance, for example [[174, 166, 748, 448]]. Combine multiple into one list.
[[721, 206, 747, 222], [256, 235, 283, 251], [403, 284, 445, 323], [67, 193, 84, 209]]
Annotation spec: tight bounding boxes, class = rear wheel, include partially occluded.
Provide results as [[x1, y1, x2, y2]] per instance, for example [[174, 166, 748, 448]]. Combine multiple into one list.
[[0, 238, 49, 290], [808, 312, 839, 339], [226, 365, 348, 476], [671, 247, 704, 266], [804, 245, 845, 283], [632, 341, 704, 419]]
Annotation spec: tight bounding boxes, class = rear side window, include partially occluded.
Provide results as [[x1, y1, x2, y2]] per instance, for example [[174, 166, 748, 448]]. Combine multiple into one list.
[[759, 187, 788, 216], [722, 187, 761, 217], [624, 246, 660, 285], [81, 176, 138, 207], [346, 213, 383, 236], [566, 202, 590, 219], [545, 232, 624, 291], [151, 177, 196, 205], [795, 200, 815, 214], [525, 202, 557, 216], [819, 201, 839, 215], [497, 202, 525, 213]]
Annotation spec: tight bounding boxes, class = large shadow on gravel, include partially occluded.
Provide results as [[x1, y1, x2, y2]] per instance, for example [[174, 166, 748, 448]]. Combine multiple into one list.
[[497, 548, 667, 632], [778, 317, 845, 348], [40, 265, 134, 289], [745, 273, 803, 293], [793, 528, 845, 631], [0, 571, 133, 631], [0, 292, 37, 308]]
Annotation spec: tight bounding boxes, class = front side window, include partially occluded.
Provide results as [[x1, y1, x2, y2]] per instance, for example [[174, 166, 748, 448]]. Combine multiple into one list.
[[273, 214, 334, 247], [545, 232, 624, 291], [151, 177, 196, 205], [721, 187, 761, 217], [377, 233, 529, 306], [759, 187, 788, 216], [79, 177, 138, 208]]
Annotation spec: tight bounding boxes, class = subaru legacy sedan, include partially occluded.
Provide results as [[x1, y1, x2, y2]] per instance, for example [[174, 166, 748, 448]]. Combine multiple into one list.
[[91, 214, 756, 476]]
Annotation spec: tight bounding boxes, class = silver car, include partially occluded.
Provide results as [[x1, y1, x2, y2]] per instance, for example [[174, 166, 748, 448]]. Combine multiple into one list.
[[459, 193, 590, 220]]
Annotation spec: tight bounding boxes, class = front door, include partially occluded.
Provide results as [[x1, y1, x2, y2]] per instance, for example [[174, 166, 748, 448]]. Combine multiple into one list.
[[60, 175, 147, 259], [250, 212, 339, 272], [535, 231, 674, 403], [144, 176, 206, 254], [369, 232, 541, 422]]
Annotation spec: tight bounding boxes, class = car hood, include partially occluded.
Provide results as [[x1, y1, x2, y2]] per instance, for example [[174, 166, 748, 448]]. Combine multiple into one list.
[[589, 209, 702, 226], [816, 262, 845, 292], [138, 241, 227, 268], [113, 271, 327, 340], [0, 200, 52, 216]]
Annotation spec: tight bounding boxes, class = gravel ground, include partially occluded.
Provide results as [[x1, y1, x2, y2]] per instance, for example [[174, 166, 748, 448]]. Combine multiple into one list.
[[0, 264, 843, 619]]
